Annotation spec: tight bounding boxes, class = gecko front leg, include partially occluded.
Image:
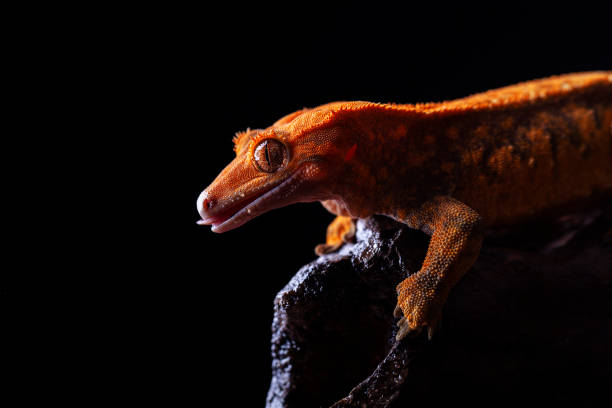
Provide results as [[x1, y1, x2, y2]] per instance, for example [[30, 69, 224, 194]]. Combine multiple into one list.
[[394, 196, 484, 340], [315, 215, 356, 255]]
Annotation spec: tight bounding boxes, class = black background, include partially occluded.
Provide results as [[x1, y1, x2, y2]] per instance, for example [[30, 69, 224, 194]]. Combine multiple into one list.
[[9, 2, 612, 406]]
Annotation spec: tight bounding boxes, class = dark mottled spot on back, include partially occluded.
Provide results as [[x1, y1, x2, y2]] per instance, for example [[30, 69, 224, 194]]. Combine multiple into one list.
[[560, 109, 583, 150], [592, 107, 601, 129]]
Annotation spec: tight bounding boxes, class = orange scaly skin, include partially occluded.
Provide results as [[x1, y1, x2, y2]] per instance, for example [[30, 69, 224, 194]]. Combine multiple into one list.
[[197, 72, 612, 340]]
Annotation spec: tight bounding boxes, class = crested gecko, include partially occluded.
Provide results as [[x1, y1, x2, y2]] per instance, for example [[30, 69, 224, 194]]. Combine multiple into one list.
[[197, 72, 612, 340]]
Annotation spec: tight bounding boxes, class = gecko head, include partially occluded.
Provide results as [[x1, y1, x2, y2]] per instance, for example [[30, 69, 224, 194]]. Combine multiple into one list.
[[197, 109, 352, 233]]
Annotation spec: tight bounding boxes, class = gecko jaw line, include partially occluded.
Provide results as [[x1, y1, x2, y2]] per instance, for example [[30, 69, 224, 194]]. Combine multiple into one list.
[[209, 170, 302, 233]]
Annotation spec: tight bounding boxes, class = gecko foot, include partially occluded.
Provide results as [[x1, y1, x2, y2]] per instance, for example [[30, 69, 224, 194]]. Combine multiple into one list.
[[314, 216, 355, 256], [395, 274, 443, 341]]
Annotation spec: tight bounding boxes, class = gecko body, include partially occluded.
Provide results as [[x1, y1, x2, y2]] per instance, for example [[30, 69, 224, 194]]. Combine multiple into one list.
[[197, 72, 612, 340]]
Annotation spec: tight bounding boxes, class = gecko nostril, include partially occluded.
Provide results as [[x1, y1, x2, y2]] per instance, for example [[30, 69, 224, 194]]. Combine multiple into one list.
[[201, 197, 215, 211]]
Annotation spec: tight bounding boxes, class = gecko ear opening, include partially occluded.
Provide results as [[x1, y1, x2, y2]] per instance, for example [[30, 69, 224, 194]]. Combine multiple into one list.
[[253, 139, 288, 173]]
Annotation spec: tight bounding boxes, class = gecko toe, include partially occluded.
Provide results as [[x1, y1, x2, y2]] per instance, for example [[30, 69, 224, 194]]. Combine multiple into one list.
[[314, 242, 342, 256], [396, 324, 424, 341], [396, 316, 419, 341], [341, 221, 356, 243], [396, 322, 410, 341], [395, 312, 434, 341]]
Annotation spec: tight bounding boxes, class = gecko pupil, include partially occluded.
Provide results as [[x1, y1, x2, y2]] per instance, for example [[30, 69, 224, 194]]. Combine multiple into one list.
[[254, 139, 286, 172]]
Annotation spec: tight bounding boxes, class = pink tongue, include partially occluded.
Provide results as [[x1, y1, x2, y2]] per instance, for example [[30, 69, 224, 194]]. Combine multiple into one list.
[[196, 213, 230, 226]]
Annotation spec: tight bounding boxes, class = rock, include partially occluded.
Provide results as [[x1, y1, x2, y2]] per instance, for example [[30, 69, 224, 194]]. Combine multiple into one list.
[[266, 214, 612, 408]]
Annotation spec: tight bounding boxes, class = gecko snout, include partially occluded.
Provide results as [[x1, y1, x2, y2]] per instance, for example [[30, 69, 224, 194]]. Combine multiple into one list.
[[196, 189, 215, 221]]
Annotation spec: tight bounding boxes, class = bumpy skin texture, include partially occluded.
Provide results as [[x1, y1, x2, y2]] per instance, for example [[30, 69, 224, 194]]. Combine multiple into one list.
[[197, 72, 612, 340]]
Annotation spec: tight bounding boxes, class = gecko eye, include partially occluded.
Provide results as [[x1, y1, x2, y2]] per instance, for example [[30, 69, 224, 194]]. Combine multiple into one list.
[[253, 139, 287, 173]]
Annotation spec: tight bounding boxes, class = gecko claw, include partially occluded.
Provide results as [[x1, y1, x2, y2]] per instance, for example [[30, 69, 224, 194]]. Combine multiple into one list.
[[393, 304, 403, 318]]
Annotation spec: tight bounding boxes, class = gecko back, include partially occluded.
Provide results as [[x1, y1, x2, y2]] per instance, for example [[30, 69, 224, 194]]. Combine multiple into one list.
[[438, 72, 612, 225]]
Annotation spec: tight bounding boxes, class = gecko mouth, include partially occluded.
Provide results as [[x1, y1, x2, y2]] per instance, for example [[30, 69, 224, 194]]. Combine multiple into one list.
[[196, 193, 262, 229], [197, 168, 306, 233]]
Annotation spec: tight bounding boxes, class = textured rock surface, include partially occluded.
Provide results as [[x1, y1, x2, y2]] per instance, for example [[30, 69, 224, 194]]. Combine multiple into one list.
[[266, 214, 612, 408]]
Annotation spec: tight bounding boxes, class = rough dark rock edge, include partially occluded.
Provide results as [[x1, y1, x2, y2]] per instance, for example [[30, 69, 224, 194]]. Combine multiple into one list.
[[266, 214, 612, 408]]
